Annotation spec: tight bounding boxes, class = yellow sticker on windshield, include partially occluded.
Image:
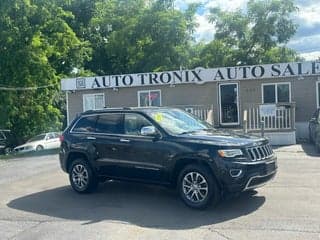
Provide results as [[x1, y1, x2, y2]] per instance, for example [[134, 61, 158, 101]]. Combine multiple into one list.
[[154, 113, 163, 122]]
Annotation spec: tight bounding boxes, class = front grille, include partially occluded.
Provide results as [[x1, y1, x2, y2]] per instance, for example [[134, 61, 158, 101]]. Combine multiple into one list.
[[246, 144, 273, 161]]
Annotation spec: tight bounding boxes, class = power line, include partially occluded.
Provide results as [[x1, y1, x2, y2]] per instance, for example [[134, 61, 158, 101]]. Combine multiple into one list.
[[0, 84, 57, 91]]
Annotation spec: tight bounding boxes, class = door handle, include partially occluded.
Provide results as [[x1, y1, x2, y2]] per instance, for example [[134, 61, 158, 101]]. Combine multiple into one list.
[[86, 136, 96, 140], [120, 138, 130, 143]]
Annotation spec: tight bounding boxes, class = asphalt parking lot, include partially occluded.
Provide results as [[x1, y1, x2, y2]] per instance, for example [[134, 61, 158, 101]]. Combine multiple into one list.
[[0, 144, 319, 240]]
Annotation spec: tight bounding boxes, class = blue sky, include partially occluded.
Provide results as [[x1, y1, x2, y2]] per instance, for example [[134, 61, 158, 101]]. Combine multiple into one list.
[[174, 0, 320, 60]]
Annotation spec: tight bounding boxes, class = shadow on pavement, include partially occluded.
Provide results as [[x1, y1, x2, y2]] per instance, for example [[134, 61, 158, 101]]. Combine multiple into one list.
[[8, 181, 265, 229], [1, 149, 59, 160]]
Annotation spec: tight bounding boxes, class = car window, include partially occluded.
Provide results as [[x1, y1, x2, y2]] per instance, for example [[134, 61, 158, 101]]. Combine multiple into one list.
[[124, 113, 154, 136], [144, 108, 212, 135], [27, 134, 46, 142], [96, 114, 123, 134], [72, 116, 97, 133], [46, 133, 55, 140]]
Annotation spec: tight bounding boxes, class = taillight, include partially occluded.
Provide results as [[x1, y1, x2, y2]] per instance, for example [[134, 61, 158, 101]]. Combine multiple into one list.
[[59, 135, 64, 142]]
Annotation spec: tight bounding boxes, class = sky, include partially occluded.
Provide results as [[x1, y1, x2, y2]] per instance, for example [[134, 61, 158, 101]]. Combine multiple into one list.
[[174, 0, 320, 61]]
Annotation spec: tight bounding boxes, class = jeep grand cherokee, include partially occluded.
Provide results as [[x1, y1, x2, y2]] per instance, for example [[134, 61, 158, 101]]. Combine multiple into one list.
[[59, 107, 277, 209]]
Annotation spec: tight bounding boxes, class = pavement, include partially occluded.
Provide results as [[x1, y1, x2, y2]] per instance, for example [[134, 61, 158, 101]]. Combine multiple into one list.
[[0, 144, 319, 240]]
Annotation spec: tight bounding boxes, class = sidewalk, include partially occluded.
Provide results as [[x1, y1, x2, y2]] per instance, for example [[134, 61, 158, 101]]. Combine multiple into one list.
[[273, 143, 319, 156]]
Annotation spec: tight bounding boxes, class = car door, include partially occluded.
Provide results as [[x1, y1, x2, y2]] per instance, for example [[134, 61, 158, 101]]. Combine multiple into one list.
[[93, 113, 127, 177], [45, 133, 60, 149], [116, 113, 173, 182]]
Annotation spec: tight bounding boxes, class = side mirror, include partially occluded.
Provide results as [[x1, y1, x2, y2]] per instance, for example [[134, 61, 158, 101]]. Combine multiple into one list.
[[141, 126, 158, 136]]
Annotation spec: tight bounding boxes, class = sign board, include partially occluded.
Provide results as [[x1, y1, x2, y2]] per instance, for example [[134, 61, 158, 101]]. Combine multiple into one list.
[[61, 61, 320, 91], [259, 104, 277, 117]]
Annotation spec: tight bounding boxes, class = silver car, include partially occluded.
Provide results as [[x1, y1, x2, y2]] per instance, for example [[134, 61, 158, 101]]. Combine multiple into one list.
[[14, 132, 61, 153]]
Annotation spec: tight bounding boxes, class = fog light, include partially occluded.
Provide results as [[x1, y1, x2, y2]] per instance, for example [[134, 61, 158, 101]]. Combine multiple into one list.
[[230, 169, 242, 178]]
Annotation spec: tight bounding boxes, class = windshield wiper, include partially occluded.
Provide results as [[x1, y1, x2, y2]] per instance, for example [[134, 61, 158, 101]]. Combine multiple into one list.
[[179, 129, 208, 135]]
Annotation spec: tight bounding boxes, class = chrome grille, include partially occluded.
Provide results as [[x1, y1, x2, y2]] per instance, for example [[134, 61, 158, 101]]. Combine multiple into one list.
[[247, 144, 273, 161]]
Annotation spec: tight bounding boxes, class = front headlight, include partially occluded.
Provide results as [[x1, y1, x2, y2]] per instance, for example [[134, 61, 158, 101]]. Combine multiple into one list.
[[218, 149, 243, 158]]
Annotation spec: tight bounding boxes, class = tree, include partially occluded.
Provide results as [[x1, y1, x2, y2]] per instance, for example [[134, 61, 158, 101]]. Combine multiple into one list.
[[0, 0, 90, 144], [203, 0, 300, 66], [76, 0, 199, 75]]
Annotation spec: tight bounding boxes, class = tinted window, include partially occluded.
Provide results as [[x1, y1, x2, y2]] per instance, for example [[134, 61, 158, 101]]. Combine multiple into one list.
[[124, 114, 153, 135], [263, 85, 276, 103], [72, 116, 97, 133], [277, 84, 290, 103], [96, 114, 123, 134]]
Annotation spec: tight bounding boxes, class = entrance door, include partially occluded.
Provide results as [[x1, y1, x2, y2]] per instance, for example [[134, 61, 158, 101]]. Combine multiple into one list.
[[219, 83, 240, 125]]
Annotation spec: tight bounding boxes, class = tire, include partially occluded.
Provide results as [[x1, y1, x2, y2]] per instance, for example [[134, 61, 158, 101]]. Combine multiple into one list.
[[69, 158, 98, 193], [178, 164, 220, 209], [36, 145, 44, 151]]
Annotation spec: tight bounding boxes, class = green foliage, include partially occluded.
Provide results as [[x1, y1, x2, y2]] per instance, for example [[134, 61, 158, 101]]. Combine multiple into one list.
[[0, 0, 90, 144], [205, 0, 299, 66]]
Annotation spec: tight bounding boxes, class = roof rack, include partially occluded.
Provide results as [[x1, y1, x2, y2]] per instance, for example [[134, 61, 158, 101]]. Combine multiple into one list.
[[82, 107, 132, 115], [103, 107, 132, 110]]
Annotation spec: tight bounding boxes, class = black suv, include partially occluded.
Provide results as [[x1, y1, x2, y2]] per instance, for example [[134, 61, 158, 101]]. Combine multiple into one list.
[[59, 107, 277, 209]]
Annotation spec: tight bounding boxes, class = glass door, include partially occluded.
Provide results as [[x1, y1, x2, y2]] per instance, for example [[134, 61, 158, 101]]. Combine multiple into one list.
[[219, 83, 240, 125]]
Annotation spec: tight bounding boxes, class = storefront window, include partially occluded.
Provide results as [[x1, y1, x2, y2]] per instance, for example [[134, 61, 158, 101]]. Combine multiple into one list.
[[83, 93, 105, 112], [262, 83, 290, 104], [138, 90, 161, 107], [263, 85, 276, 103]]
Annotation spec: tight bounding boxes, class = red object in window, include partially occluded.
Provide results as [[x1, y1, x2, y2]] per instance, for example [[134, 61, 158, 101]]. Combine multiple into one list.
[[149, 93, 158, 100], [59, 135, 64, 142]]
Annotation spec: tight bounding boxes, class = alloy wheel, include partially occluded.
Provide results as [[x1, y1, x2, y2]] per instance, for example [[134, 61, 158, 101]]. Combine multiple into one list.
[[71, 164, 89, 189], [182, 172, 208, 203]]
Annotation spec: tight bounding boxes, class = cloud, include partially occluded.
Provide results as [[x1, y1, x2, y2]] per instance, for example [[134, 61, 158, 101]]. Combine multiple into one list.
[[300, 51, 320, 61], [205, 0, 248, 12], [288, 34, 320, 54], [194, 13, 215, 42]]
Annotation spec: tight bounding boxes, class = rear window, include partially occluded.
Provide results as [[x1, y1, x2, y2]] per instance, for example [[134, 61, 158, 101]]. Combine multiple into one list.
[[96, 114, 123, 134], [72, 116, 97, 133]]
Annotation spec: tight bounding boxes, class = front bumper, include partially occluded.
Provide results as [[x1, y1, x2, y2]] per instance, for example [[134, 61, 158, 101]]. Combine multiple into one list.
[[14, 145, 36, 153], [215, 155, 277, 193]]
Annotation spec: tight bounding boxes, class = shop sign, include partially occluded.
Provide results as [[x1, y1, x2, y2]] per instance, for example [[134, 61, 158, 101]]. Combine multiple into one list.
[[61, 61, 320, 90]]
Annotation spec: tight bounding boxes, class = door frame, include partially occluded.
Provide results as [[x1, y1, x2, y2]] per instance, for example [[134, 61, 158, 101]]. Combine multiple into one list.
[[218, 82, 240, 126]]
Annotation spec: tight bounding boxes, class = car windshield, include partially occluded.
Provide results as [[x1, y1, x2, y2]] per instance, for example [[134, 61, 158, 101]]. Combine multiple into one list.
[[27, 134, 46, 142], [144, 108, 213, 135]]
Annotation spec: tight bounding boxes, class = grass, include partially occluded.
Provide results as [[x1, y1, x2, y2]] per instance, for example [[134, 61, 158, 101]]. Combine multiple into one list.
[[0, 149, 59, 160]]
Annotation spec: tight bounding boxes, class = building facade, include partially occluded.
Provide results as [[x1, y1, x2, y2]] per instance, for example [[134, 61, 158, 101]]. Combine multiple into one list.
[[61, 61, 320, 145]]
